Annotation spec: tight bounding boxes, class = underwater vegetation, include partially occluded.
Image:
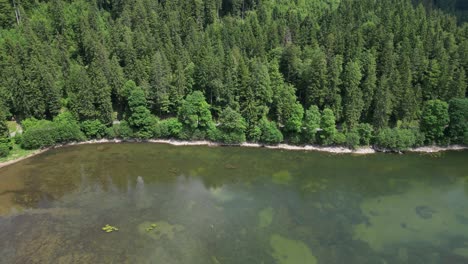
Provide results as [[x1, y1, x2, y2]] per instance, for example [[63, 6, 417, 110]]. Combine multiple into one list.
[[258, 207, 273, 228], [102, 224, 118, 233], [272, 171, 292, 185], [145, 223, 158, 232], [138, 221, 185, 240], [270, 234, 317, 264], [353, 183, 468, 251]]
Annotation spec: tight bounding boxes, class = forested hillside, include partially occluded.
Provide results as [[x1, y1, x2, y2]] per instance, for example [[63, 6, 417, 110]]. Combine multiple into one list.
[[414, 0, 468, 22], [0, 0, 467, 155]]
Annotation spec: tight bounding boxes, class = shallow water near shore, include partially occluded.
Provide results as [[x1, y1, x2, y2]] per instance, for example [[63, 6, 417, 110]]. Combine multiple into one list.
[[0, 143, 467, 263]]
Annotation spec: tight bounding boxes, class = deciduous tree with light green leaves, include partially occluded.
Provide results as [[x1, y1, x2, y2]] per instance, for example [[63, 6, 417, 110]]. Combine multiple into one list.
[[218, 107, 247, 144], [319, 108, 337, 146], [421, 99, 449, 143], [303, 105, 321, 144]]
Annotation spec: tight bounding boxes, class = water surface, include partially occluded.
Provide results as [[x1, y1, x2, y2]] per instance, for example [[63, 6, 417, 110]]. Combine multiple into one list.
[[0, 143, 467, 263]]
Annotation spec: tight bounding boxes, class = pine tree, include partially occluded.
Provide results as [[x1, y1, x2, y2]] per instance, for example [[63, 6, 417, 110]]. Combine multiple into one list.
[[343, 60, 364, 129]]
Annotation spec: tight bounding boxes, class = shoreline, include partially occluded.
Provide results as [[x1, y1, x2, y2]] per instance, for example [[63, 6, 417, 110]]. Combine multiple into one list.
[[0, 139, 466, 169]]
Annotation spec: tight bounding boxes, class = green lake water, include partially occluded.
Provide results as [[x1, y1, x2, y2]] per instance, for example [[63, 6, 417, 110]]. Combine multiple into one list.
[[0, 143, 467, 263]]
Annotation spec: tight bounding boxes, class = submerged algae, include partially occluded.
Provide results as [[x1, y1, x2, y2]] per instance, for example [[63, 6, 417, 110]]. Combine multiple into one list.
[[269, 234, 317, 264], [453, 243, 468, 258], [138, 221, 184, 240], [258, 207, 273, 228], [353, 181, 468, 251], [272, 171, 292, 185]]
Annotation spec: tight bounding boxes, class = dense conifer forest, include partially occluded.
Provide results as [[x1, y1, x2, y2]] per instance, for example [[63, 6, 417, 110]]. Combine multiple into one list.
[[0, 0, 467, 156]]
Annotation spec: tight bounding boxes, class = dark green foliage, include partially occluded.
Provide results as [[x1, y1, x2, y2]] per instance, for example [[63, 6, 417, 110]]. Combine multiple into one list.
[[421, 100, 450, 143], [81, 120, 107, 139], [218, 107, 247, 144], [448, 98, 468, 144], [113, 121, 133, 140], [343, 61, 363, 129], [345, 131, 361, 150], [105, 126, 116, 139], [357, 123, 374, 146], [0, 0, 466, 154], [0, 137, 11, 157], [0, 111, 11, 157], [127, 85, 157, 139], [0, 112, 8, 138]]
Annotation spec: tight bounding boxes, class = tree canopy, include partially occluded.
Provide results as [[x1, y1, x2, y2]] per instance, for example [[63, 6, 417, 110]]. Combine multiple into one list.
[[0, 0, 466, 152]]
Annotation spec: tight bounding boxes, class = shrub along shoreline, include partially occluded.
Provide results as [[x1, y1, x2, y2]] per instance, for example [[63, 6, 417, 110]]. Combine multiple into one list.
[[0, 91, 466, 165], [1, 138, 466, 169]]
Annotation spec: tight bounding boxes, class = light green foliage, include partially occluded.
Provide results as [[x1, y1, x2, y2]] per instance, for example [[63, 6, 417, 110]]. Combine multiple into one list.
[[258, 118, 283, 144], [275, 84, 304, 135], [357, 123, 374, 146], [319, 108, 337, 145], [285, 103, 304, 135], [81, 120, 107, 139], [21, 112, 84, 149], [421, 99, 449, 143], [138, 221, 185, 240], [120, 80, 137, 101], [303, 105, 321, 144], [218, 107, 247, 144], [101, 224, 118, 233], [159, 118, 183, 138], [178, 91, 214, 131], [333, 132, 346, 145], [375, 128, 418, 151]]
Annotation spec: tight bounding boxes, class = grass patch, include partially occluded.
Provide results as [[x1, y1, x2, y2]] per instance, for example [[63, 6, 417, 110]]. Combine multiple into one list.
[[6, 121, 18, 133], [0, 143, 37, 163]]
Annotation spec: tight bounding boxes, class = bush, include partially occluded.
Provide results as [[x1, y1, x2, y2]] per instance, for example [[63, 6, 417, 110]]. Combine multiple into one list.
[[21, 112, 85, 149], [53, 113, 85, 143], [105, 126, 116, 139], [0, 137, 12, 157], [375, 128, 418, 151], [21, 117, 41, 131], [319, 108, 337, 145], [448, 98, 468, 144], [21, 123, 58, 149], [333, 132, 346, 145], [13, 134, 22, 146], [357, 123, 374, 145], [159, 118, 182, 138], [258, 118, 283, 144], [421, 99, 449, 143], [345, 131, 360, 149], [217, 107, 246, 144], [81, 120, 107, 139], [114, 121, 133, 139]]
